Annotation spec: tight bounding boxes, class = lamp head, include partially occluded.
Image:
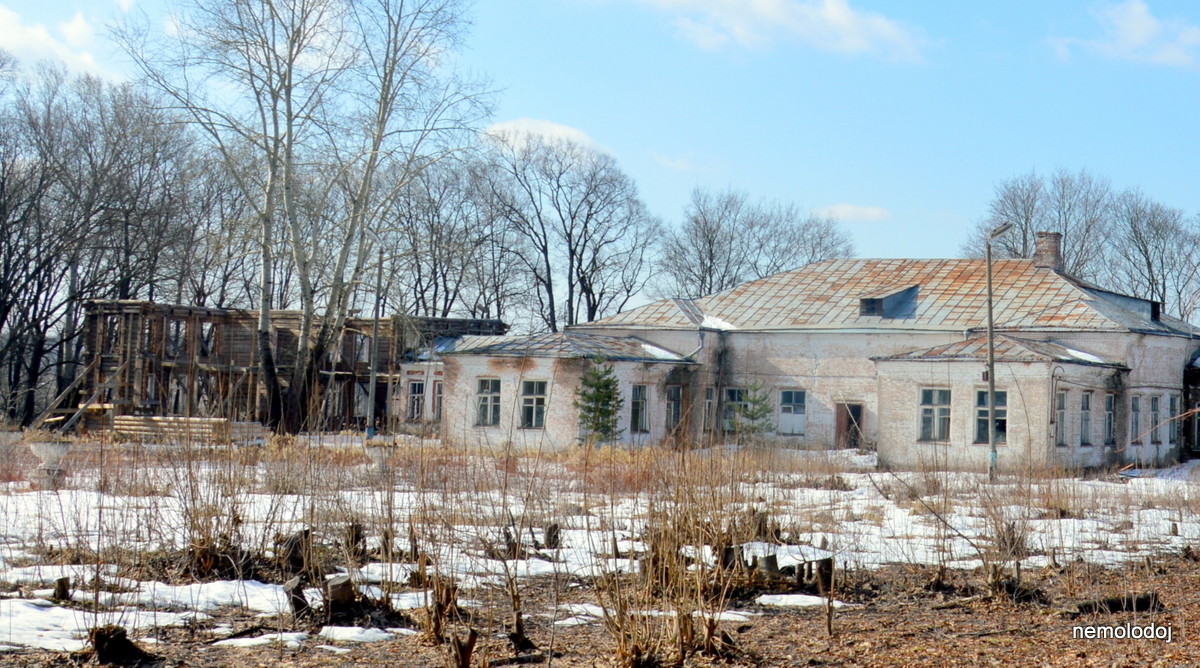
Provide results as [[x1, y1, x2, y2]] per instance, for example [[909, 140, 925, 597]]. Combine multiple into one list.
[[989, 222, 1013, 240]]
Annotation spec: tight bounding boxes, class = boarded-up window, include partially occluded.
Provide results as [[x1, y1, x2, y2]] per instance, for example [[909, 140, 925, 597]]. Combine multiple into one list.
[[778, 390, 806, 436]]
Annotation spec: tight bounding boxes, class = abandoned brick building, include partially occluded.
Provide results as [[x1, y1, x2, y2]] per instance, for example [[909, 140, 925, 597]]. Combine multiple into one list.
[[441, 233, 1200, 470]]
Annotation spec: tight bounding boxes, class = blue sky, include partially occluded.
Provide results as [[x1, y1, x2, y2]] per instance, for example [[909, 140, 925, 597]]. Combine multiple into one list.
[[3, 0, 1200, 259]]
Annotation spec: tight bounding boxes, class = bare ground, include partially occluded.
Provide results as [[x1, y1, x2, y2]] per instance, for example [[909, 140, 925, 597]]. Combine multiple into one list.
[[4, 554, 1198, 667]]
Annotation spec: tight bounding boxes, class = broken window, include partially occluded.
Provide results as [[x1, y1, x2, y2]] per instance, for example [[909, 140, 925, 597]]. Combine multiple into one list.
[[859, 285, 918, 319], [919, 389, 951, 441], [975, 390, 1007, 444], [476, 379, 501, 426], [407, 381, 425, 422], [722, 388, 745, 431], [665, 385, 683, 431]]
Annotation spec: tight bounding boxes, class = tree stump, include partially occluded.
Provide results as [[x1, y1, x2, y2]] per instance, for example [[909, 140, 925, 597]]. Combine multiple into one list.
[[52, 577, 70, 602], [325, 574, 356, 618], [757, 553, 780, 577], [544, 522, 561, 550], [284, 576, 310, 619]]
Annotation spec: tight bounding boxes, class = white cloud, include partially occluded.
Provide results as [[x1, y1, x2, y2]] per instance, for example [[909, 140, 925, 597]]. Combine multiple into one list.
[[484, 118, 598, 148], [1059, 0, 1200, 67], [636, 0, 925, 62], [114, 0, 135, 12], [0, 6, 110, 76], [652, 152, 695, 171], [58, 12, 94, 48], [815, 203, 890, 222]]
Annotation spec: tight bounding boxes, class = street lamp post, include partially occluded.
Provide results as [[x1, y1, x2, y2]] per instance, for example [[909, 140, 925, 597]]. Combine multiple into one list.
[[986, 222, 1012, 482]]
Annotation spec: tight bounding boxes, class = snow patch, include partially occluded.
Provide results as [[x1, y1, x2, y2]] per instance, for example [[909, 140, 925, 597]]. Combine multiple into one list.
[[318, 626, 394, 642], [756, 594, 850, 609]]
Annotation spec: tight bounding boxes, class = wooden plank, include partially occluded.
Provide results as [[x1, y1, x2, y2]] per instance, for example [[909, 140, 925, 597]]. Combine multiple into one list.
[[30, 358, 98, 430]]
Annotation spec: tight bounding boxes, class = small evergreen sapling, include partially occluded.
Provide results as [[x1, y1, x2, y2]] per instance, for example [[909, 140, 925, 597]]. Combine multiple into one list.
[[575, 357, 624, 443], [729, 381, 774, 440]]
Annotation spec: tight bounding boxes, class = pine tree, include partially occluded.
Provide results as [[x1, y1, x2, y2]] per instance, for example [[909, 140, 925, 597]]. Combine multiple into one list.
[[730, 381, 774, 439], [575, 357, 624, 443]]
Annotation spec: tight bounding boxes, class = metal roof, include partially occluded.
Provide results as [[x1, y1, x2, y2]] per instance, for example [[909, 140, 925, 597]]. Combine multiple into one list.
[[875, 334, 1126, 368], [583, 258, 1197, 336], [445, 332, 694, 363]]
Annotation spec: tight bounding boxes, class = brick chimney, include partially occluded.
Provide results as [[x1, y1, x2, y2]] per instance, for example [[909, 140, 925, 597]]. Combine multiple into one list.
[[1032, 231, 1063, 272]]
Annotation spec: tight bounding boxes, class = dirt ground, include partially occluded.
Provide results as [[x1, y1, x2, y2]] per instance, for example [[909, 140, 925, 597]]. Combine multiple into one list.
[[5, 554, 1199, 668]]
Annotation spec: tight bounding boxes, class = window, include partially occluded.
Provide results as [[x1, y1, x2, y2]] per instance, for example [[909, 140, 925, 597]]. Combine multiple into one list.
[[779, 390, 806, 436], [476, 379, 501, 426], [703, 387, 714, 432], [723, 388, 745, 431], [1131, 396, 1141, 444], [665, 385, 683, 431], [1151, 396, 1161, 444], [630, 384, 649, 433], [1169, 395, 1180, 444], [1055, 391, 1067, 446], [521, 381, 547, 429], [433, 381, 443, 421], [975, 390, 1007, 443], [919, 389, 951, 441], [1104, 393, 1116, 445], [407, 381, 425, 422], [1080, 392, 1092, 446]]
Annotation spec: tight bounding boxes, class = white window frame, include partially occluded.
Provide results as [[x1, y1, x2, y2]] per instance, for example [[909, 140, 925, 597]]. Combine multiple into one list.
[[407, 381, 425, 422], [1080, 392, 1092, 446], [433, 380, 443, 421], [1150, 396, 1161, 444], [521, 380, 547, 429], [778, 389, 806, 436], [1055, 391, 1067, 447], [919, 389, 951, 442], [630, 384, 649, 433], [1131, 396, 1142, 444], [476, 378, 501, 426], [975, 390, 1007, 444], [722, 388, 745, 432], [1104, 393, 1116, 445]]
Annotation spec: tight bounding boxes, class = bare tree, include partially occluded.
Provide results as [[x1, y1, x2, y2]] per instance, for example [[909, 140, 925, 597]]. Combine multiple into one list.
[[120, 0, 488, 430], [657, 187, 854, 299], [480, 133, 661, 331], [1103, 189, 1200, 320], [0, 61, 199, 424], [962, 168, 1112, 280]]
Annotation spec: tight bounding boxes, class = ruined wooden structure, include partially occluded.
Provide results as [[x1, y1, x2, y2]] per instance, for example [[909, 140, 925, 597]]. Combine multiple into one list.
[[39, 300, 506, 436]]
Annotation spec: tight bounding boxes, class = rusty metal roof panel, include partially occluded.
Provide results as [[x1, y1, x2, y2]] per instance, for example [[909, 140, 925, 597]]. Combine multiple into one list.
[[875, 335, 1126, 367], [446, 332, 694, 363], [586, 258, 1196, 335]]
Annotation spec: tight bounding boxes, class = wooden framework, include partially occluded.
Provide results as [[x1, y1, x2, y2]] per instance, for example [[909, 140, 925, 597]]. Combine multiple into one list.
[[47, 300, 506, 434]]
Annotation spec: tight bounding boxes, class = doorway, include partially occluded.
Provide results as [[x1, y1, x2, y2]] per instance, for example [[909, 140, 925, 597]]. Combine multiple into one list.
[[835, 403, 863, 449]]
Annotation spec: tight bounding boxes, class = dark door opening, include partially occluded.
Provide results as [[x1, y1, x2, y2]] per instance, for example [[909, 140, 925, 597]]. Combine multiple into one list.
[[835, 403, 863, 449]]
